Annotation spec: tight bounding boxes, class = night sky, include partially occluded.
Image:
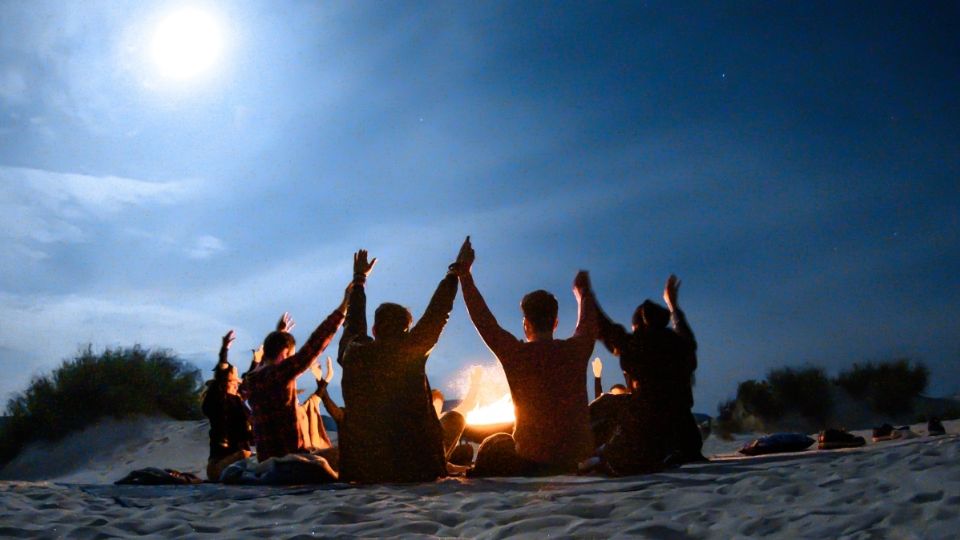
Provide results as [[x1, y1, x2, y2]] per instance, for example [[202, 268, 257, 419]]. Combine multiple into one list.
[[1, 1, 958, 413]]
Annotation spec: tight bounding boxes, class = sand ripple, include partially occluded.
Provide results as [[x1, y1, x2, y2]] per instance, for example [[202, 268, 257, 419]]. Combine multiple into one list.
[[1, 432, 958, 538]]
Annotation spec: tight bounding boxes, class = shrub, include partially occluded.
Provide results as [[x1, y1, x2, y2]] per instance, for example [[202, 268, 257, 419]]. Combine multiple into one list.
[[836, 359, 928, 416], [0, 345, 202, 466], [735, 379, 782, 421], [767, 366, 833, 424]]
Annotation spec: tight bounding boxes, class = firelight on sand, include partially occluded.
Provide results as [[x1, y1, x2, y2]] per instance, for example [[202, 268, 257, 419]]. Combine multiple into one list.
[[465, 393, 516, 426]]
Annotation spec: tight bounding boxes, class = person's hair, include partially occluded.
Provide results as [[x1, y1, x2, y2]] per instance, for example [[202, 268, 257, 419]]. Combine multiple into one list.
[[374, 303, 413, 337], [609, 383, 628, 394], [520, 290, 558, 334], [213, 362, 233, 386], [633, 299, 670, 329], [263, 331, 296, 359], [201, 361, 234, 402]]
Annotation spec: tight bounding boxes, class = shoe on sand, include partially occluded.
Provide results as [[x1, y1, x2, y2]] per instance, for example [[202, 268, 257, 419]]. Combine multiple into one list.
[[928, 417, 946, 436], [893, 426, 918, 439], [819, 428, 866, 450], [871, 424, 896, 442]]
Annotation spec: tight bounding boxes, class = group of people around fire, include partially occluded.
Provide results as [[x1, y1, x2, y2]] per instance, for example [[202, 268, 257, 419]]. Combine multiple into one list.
[[201, 237, 704, 483]]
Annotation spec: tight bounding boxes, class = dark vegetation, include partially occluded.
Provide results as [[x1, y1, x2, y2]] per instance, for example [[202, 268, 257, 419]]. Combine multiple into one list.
[[717, 359, 933, 437], [836, 360, 929, 416], [0, 345, 202, 466]]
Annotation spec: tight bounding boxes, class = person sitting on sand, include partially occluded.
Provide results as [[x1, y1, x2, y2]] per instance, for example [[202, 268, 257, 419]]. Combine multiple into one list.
[[201, 330, 254, 481], [243, 287, 351, 462], [430, 366, 484, 461], [587, 274, 705, 474], [587, 357, 633, 453], [315, 360, 480, 469], [454, 236, 598, 476], [337, 248, 461, 483]]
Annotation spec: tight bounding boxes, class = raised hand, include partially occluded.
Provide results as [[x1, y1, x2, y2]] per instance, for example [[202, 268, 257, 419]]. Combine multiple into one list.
[[222, 330, 236, 350], [251, 345, 264, 365], [573, 270, 591, 298], [453, 236, 475, 276], [663, 274, 681, 312], [277, 312, 296, 333], [310, 356, 336, 383], [354, 249, 377, 278], [324, 356, 335, 383], [592, 357, 602, 378], [338, 282, 354, 315]]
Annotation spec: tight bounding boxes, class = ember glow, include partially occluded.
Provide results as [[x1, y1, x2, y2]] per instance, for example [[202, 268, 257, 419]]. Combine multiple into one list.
[[451, 363, 517, 426], [465, 393, 516, 426]]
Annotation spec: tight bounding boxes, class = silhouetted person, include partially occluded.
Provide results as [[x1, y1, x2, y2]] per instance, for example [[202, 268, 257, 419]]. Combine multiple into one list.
[[201, 330, 253, 480], [337, 248, 460, 483], [243, 291, 349, 462], [591, 274, 704, 474], [587, 357, 632, 455], [455, 237, 598, 476], [592, 357, 603, 399]]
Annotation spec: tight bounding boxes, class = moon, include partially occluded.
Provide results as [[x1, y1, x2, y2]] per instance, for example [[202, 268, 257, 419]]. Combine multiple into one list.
[[150, 8, 224, 81]]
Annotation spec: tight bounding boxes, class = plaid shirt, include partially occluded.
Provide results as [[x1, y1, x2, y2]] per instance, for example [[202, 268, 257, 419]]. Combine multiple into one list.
[[243, 310, 344, 461]]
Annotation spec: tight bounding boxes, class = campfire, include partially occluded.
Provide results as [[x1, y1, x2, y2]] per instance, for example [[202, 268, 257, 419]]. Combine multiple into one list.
[[465, 393, 516, 426], [454, 364, 516, 442]]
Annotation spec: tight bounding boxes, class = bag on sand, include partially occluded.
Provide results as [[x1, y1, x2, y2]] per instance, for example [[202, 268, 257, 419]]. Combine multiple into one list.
[[220, 453, 338, 485], [739, 433, 816, 456], [115, 467, 203, 485]]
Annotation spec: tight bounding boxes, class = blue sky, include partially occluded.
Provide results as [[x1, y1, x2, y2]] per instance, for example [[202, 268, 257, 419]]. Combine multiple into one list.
[[1, 0, 958, 413]]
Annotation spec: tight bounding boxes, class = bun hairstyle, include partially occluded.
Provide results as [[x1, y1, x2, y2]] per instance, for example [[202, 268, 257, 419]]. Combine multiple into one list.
[[633, 299, 670, 329], [202, 361, 235, 402]]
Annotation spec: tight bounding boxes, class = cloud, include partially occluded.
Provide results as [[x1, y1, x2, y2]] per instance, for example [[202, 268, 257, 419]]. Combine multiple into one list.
[[187, 235, 226, 260], [0, 166, 196, 249], [0, 290, 237, 402]]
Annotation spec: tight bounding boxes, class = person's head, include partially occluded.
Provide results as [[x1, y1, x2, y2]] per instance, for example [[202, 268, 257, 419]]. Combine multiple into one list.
[[373, 302, 413, 339], [520, 290, 558, 340], [632, 299, 670, 331], [431, 389, 444, 416], [211, 362, 240, 395], [262, 331, 296, 364], [609, 383, 628, 395]]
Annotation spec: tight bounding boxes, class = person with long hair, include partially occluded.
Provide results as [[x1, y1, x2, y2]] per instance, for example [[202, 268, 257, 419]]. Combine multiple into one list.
[[201, 330, 253, 481], [584, 274, 705, 475]]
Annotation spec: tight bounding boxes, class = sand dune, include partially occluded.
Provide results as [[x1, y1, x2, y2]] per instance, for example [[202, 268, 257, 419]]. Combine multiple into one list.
[[0, 419, 957, 538]]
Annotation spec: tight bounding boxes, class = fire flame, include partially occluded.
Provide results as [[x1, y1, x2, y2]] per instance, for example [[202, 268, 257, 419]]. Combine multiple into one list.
[[465, 393, 516, 426]]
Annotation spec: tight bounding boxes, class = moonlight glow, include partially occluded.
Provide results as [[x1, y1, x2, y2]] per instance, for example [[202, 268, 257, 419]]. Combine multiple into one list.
[[150, 8, 224, 80]]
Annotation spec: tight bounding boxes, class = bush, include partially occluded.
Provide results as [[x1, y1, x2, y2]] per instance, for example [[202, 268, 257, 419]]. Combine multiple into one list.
[[0, 345, 202, 466], [767, 366, 833, 424], [735, 379, 782, 421], [836, 359, 928, 416]]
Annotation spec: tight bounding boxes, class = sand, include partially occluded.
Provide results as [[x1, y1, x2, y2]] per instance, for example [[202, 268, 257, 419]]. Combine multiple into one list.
[[1, 419, 958, 539]]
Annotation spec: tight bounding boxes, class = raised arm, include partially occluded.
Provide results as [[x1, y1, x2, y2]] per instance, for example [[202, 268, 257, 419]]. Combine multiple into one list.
[[218, 330, 235, 367], [312, 357, 344, 425], [408, 267, 459, 357], [592, 357, 603, 399], [664, 274, 697, 352], [338, 250, 375, 365], [275, 290, 349, 381], [454, 237, 520, 359], [572, 270, 599, 341], [591, 286, 630, 357]]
